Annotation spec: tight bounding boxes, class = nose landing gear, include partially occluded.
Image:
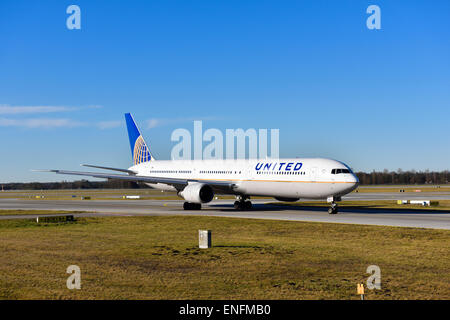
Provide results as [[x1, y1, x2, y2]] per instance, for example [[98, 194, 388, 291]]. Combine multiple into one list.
[[327, 196, 341, 214], [328, 202, 338, 214]]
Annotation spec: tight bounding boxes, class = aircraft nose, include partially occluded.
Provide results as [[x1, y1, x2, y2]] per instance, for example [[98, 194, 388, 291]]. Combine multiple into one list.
[[350, 174, 359, 189], [345, 174, 359, 190]]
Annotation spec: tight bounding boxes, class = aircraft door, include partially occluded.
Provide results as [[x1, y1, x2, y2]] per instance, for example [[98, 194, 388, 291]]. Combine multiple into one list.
[[310, 167, 318, 182], [247, 165, 254, 180]]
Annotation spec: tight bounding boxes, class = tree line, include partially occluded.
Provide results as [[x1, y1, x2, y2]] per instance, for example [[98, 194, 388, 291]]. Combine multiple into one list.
[[1, 170, 449, 190], [355, 170, 449, 185]]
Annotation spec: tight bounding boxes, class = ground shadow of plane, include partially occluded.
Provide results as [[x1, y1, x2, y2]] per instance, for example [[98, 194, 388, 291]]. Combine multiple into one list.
[[208, 203, 450, 215]]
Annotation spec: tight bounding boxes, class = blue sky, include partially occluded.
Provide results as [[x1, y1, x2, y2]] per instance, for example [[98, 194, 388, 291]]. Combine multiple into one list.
[[0, 0, 449, 182]]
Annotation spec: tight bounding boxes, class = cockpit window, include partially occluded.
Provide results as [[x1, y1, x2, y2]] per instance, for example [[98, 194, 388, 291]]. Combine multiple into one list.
[[331, 168, 351, 174]]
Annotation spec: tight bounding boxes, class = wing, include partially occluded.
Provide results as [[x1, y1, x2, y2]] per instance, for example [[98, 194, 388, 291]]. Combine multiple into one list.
[[33, 169, 238, 193], [81, 164, 137, 175]]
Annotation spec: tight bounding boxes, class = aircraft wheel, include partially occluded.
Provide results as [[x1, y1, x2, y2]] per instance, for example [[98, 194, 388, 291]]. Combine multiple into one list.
[[328, 205, 338, 214], [234, 200, 252, 210], [184, 202, 202, 210]]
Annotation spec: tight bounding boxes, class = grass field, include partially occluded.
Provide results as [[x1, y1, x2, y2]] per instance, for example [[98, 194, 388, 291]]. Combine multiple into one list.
[[354, 186, 450, 193], [0, 189, 261, 201], [0, 210, 86, 216], [273, 200, 450, 212], [1, 184, 449, 201], [0, 189, 179, 200], [0, 215, 448, 300]]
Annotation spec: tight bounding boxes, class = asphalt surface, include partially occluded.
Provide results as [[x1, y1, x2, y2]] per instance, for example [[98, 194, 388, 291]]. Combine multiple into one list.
[[1, 192, 449, 230]]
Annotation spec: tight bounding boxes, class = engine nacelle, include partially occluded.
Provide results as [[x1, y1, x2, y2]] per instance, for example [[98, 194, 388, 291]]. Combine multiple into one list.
[[274, 197, 299, 202], [179, 183, 214, 204]]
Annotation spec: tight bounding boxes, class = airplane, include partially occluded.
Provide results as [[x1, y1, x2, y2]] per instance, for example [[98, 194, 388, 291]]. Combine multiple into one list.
[[38, 113, 359, 214]]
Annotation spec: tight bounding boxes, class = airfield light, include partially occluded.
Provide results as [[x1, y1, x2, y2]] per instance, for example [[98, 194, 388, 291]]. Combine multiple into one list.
[[357, 283, 365, 300]]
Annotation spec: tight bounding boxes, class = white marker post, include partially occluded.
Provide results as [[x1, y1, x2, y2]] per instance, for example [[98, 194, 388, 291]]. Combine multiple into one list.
[[199, 230, 212, 249]]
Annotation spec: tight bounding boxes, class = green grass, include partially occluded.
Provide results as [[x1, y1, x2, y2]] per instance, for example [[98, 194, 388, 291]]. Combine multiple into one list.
[[0, 215, 448, 300], [0, 210, 85, 216], [21, 195, 251, 201], [354, 185, 450, 193], [272, 200, 450, 212], [2, 186, 449, 200], [0, 189, 268, 201]]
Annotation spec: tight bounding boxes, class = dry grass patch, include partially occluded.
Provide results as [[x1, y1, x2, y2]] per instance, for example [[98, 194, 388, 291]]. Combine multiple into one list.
[[0, 216, 448, 300]]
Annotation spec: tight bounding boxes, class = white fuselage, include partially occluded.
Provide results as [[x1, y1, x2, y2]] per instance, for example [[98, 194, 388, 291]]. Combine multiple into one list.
[[129, 158, 359, 200]]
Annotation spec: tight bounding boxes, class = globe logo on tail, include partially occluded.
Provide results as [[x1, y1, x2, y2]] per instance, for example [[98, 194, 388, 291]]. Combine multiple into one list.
[[133, 135, 151, 165]]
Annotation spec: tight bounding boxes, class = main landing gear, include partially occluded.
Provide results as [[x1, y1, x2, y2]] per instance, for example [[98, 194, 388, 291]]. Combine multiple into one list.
[[234, 196, 252, 210], [327, 196, 341, 214], [183, 202, 202, 210]]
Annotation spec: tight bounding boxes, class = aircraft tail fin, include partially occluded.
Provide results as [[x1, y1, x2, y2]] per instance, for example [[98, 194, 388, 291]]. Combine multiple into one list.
[[124, 113, 155, 165]]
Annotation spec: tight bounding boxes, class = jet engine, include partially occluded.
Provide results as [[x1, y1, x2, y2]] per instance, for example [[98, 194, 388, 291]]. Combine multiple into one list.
[[179, 183, 214, 204]]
